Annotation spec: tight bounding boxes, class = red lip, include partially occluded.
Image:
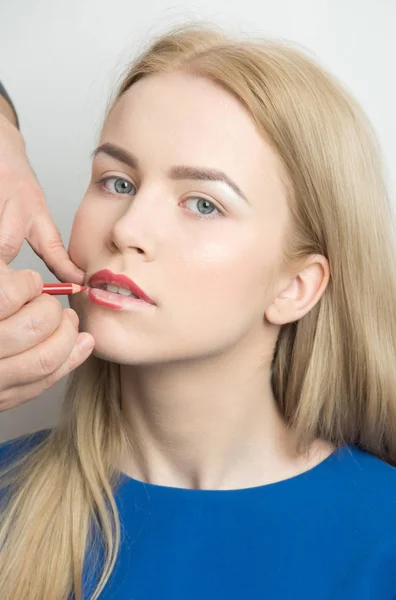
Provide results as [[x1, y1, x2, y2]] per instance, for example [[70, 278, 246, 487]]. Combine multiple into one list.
[[87, 269, 155, 305]]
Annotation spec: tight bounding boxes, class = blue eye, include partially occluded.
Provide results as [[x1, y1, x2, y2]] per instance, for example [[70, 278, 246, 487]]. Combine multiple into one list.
[[184, 197, 221, 219], [100, 176, 135, 195], [97, 177, 222, 220]]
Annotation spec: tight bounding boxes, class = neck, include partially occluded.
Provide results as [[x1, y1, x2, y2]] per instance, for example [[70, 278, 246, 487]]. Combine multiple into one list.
[[119, 343, 333, 490]]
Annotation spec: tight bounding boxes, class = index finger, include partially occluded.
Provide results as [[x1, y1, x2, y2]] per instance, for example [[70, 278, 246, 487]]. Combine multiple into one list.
[[26, 208, 85, 284]]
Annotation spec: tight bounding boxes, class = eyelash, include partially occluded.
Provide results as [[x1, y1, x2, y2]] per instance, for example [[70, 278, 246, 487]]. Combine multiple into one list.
[[95, 176, 223, 220]]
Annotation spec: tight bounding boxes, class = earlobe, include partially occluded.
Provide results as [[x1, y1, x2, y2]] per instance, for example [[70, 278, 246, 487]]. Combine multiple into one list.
[[265, 292, 298, 326], [265, 277, 300, 325]]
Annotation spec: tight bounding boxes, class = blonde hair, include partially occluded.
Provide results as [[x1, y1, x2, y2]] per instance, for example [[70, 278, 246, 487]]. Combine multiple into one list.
[[1, 21, 396, 600]]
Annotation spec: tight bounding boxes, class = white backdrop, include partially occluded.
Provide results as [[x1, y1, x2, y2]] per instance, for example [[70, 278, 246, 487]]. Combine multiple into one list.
[[0, 0, 395, 441]]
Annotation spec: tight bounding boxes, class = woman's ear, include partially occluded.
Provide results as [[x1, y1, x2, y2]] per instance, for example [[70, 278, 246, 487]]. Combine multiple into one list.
[[265, 255, 330, 326]]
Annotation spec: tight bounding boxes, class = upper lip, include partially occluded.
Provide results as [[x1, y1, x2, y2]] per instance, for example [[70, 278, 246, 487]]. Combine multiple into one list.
[[87, 269, 156, 305]]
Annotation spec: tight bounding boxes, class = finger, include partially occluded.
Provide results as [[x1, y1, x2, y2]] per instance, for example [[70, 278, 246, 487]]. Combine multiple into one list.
[[0, 197, 25, 264], [0, 268, 43, 320], [0, 311, 92, 389], [26, 208, 85, 284], [0, 293, 62, 359], [0, 332, 95, 412]]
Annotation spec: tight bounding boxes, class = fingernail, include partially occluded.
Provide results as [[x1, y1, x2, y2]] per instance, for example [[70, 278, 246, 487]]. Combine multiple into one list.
[[77, 333, 94, 352]]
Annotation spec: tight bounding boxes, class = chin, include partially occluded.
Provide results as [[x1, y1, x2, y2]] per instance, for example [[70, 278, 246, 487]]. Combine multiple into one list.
[[90, 347, 123, 364], [88, 338, 164, 366]]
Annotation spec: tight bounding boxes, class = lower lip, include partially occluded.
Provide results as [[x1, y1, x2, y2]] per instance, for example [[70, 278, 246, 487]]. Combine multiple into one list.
[[87, 287, 155, 310]]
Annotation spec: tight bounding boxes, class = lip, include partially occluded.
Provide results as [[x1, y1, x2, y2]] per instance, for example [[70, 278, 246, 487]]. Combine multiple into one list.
[[87, 269, 156, 305]]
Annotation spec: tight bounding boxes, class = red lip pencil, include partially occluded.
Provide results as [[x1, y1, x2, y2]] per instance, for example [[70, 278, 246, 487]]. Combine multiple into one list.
[[42, 283, 88, 295]]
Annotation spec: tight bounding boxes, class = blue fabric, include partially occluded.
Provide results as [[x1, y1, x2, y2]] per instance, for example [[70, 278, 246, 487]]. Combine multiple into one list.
[[1, 429, 396, 599]]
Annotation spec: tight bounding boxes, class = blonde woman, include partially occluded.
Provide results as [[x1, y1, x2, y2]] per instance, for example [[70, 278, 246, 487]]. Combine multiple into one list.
[[1, 22, 396, 600]]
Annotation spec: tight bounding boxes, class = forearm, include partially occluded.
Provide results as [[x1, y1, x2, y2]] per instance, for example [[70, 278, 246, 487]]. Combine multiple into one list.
[[0, 82, 19, 128]]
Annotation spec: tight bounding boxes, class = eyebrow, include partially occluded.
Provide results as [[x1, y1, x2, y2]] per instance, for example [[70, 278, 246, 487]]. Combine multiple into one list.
[[91, 142, 249, 204]]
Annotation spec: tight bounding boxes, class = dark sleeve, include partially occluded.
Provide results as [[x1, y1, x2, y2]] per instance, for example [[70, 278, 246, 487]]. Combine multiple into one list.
[[0, 81, 20, 129]]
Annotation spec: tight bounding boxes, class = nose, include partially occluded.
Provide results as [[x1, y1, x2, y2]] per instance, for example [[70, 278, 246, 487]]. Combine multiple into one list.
[[107, 189, 164, 260]]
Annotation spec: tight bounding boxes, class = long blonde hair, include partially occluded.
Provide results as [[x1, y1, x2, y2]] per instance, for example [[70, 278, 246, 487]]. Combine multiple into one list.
[[1, 21, 395, 600]]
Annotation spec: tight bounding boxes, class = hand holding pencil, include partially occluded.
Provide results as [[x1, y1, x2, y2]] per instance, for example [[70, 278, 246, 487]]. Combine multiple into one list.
[[0, 260, 95, 413], [0, 81, 94, 413]]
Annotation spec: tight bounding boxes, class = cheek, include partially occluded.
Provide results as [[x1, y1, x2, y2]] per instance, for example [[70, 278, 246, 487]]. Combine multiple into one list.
[[180, 238, 266, 307], [68, 210, 87, 267], [68, 203, 105, 266]]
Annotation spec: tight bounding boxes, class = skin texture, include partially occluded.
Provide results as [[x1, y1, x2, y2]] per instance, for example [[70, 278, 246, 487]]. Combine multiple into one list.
[[68, 72, 332, 490]]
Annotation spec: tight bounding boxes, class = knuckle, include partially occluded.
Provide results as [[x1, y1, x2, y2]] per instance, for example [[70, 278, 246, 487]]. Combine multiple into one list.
[[25, 296, 61, 334], [42, 235, 65, 252], [27, 311, 51, 336], [16, 176, 43, 202], [0, 233, 19, 258], [38, 348, 58, 376], [0, 278, 19, 308]]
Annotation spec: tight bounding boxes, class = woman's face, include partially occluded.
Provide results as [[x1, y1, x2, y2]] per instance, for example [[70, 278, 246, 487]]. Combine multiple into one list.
[[68, 72, 291, 365]]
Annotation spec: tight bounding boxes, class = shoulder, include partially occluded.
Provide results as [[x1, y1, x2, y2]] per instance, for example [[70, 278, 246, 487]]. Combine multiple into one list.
[[0, 428, 52, 466], [333, 444, 396, 519], [338, 444, 396, 484]]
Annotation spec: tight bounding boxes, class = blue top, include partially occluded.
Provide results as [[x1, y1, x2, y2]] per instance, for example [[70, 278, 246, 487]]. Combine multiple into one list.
[[1, 428, 396, 599]]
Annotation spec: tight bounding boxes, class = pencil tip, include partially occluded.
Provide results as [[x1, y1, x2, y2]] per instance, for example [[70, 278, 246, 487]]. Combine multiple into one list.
[[71, 284, 88, 293]]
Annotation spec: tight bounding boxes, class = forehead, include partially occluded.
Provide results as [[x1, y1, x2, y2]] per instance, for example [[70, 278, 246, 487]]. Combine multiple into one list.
[[104, 73, 268, 161], [101, 72, 289, 218]]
